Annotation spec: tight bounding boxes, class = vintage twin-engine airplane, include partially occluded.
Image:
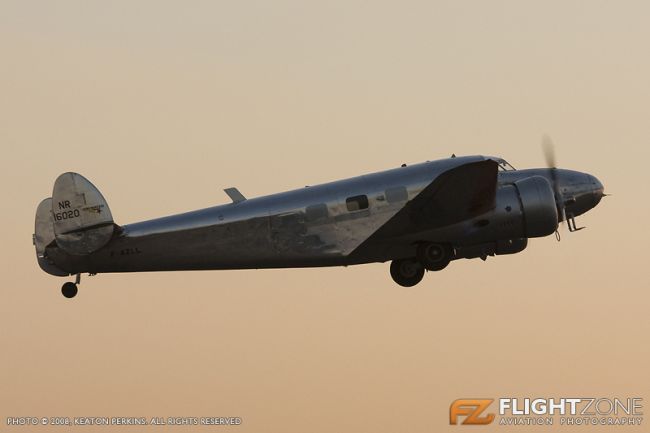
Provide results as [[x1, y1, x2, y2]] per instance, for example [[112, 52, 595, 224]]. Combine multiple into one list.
[[34, 150, 605, 298]]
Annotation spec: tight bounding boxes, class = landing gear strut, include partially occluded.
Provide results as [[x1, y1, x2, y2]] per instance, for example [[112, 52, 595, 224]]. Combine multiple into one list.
[[390, 258, 425, 287], [61, 273, 80, 298], [417, 242, 452, 271]]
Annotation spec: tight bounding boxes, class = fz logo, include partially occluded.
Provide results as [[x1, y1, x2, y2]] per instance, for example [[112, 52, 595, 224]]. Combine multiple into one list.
[[449, 399, 495, 425]]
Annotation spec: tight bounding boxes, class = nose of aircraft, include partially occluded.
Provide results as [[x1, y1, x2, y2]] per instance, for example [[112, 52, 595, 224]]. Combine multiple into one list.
[[560, 171, 605, 218], [588, 174, 605, 207]]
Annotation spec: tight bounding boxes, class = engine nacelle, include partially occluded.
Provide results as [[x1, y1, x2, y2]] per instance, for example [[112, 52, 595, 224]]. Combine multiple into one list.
[[468, 175, 558, 242], [454, 176, 557, 259], [513, 176, 559, 237]]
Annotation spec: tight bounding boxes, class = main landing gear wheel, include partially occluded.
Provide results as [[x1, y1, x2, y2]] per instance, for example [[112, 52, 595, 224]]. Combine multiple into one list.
[[61, 282, 78, 298], [390, 258, 425, 287], [61, 273, 81, 298], [417, 242, 452, 271]]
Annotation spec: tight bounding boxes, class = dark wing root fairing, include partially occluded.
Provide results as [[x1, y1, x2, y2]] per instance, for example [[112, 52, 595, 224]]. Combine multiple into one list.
[[350, 159, 499, 260]]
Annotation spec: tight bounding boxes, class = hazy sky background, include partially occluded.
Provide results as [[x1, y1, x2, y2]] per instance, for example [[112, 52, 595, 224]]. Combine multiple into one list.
[[1, 1, 648, 432]]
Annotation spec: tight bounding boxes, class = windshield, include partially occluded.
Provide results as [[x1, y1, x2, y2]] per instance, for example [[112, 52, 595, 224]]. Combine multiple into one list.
[[495, 158, 516, 171]]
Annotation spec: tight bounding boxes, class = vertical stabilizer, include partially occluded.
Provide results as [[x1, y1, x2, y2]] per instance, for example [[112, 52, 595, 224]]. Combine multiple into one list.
[[51, 172, 115, 255], [34, 198, 68, 276]]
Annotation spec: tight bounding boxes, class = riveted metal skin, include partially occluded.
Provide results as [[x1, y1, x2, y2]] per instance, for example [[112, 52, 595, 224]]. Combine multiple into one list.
[[34, 155, 605, 277], [51, 172, 114, 256]]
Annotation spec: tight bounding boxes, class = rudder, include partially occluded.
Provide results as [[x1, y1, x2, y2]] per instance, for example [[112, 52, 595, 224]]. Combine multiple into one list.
[[51, 172, 115, 255]]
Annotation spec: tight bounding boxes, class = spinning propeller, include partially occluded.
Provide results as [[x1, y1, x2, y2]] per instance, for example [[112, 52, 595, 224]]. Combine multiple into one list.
[[542, 134, 567, 225]]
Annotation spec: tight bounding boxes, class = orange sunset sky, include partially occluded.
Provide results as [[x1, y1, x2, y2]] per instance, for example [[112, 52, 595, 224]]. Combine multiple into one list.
[[1, 1, 649, 432]]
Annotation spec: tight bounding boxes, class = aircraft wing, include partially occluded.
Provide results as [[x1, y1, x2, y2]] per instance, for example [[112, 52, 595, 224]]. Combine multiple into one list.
[[403, 158, 498, 230], [352, 159, 499, 256]]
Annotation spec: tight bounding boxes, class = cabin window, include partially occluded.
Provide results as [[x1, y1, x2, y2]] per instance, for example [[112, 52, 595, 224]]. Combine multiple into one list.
[[346, 195, 369, 212], [305, 203, 328, 221], [385, 186, 408, 203]]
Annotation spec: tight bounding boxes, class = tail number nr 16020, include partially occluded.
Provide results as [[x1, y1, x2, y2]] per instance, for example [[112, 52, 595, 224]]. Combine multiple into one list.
[[54, 209, 80, 221]]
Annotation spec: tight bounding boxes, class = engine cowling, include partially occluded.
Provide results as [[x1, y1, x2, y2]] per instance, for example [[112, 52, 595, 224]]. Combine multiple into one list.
[[467, 175, 558, 242], [513, 175, 559, 237], [454, 176, 558, 260]]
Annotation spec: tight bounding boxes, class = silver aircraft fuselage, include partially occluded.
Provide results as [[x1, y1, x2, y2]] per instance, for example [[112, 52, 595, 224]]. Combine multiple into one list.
[[43, 155, 604, 277]]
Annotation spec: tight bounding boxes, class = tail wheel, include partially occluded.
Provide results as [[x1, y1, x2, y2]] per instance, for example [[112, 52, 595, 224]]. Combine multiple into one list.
[[390, 258, 425, 287], [417, 242, 452, 271]]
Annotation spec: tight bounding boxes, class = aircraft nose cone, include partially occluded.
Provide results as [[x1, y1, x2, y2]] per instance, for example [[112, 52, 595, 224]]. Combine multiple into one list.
[[588, 174, 605, 207], [558, 171, 605, 218]]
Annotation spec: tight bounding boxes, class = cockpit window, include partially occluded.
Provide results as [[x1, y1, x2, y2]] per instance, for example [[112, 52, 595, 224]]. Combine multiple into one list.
[[495, 158, 516, 171]]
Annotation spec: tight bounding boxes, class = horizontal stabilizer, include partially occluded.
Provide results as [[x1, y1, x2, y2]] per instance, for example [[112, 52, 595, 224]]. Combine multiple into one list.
[[52, 172, 115, 255]]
